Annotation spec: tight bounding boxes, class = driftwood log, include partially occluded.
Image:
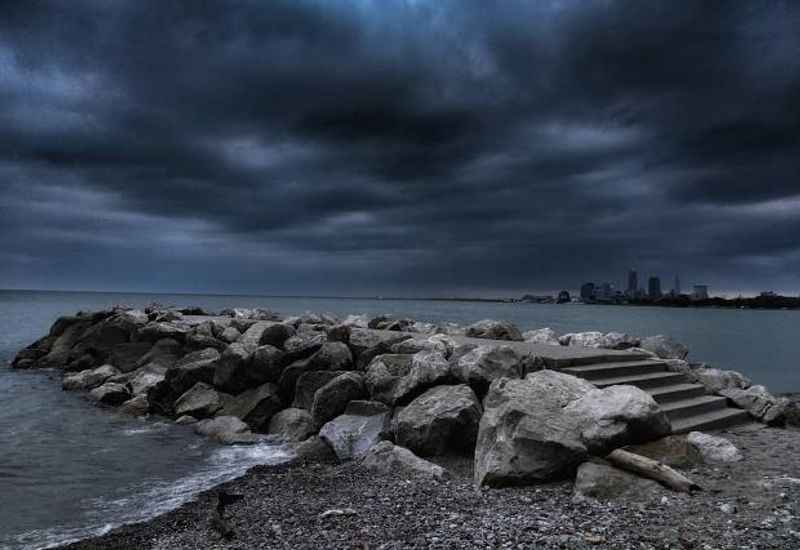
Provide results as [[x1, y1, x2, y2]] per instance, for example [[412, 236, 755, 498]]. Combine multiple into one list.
[[607, 448, 702, 493]]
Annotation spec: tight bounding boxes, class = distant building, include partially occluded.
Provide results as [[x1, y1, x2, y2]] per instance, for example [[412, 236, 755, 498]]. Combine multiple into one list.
[[673, 275, 681, 296], [626, 269, 638, 296], [596, 282, 617, 302], [557, 290, 571, 303], [648, 276, 662, 298], [580, 282, 595, 302], [692, 285, 709, 300]]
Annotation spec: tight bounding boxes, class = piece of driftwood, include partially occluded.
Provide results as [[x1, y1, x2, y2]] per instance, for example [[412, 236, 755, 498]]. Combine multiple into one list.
[[607, 448, 702, 493]]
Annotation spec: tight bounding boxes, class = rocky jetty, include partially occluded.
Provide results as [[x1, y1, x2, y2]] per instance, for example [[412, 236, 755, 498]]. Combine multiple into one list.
[[11, 307, 800, 548]]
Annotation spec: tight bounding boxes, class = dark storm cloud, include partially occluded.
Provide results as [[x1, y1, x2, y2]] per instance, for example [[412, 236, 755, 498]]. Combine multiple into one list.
[[1, 0, 799, 295]]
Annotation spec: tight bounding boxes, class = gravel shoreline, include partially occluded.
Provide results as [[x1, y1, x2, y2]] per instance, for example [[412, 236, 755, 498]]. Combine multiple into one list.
[[61, 425, 800, 550]]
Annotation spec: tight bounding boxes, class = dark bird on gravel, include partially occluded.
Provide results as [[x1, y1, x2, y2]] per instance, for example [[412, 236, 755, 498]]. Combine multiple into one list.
[[209, 490, 244, 540]]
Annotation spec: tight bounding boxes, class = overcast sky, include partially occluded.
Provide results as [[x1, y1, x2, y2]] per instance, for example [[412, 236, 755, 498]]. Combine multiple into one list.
[[1, 1, 798, 297]]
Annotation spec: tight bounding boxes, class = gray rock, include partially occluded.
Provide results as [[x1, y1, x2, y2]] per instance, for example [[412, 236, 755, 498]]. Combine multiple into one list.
[[250, 344, 286, 383], [464, 319, 523, 341], [318, 402, 391, 461], [193, 416, 258, 445], [348, 329, 410, 369], [363, 354, 413, 404], [292, 370, 348, 410], [138, 322, 188, 343], [640, 335, 689, 360], [390, 335, 456, 358], [454, 345, 526, 395], [392, 350, 453, 405], [128, 370, 165, 396], [38, 320, 92, 368], [283, 327, 327, 362], [311, 372, 366, 429], [170, 348, 220, 391], [213, 343, 257, 394], [324, 324, 351, 344], [573, 460, 664, 502], [521, 328, 561, 346], [174, 382, 222, 419], [175, 415, 198, 425], [134, 338, 182, 370], [277, 358, 314, 402], [719, 385, 788, 425], [395, 384, 482, 456], [289, 436, 337, 464], [268, 408, 315, 442], [220, 382, 282, 431], [219, 326, 241, 343], [561, 331, 604, 348], [693, 367, 751, 394], [89, 382, 132, 406], [259, 322, 296, 347], [362, 441, 447, 479], [686, 431, 743, 463], [600, 332, 640, 350], [107, 342, 153, 373], [308, 342, 354, 371], [62, 364, 120, 391], [118, 395, 149, 417], [342, 314, 369, 328]]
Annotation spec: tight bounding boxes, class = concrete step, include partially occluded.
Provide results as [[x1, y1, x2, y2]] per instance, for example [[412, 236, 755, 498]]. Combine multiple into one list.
[[670, 407, 751, 434], [649, 383, 707, 404], [591, 371, 687, 390], [661, 395, 728, 422], [566, 352, 653, 367], [562, 360, 667, 380]]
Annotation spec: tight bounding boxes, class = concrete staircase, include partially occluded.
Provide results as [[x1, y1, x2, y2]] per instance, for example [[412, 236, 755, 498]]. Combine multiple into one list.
[[561, 355, 750, 433]]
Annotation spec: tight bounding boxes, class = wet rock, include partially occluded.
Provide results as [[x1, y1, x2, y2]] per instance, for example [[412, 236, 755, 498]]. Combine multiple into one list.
[[687, 431, 743, 463], [277, 358, 314, 403], [213, 343, 258, 394], [194, 416, 258, 445], [220, 382, 283, 431], [465, 319, 523, 341], [62, 364, 120, 391], [319, 401, 391, 461], [640, 335, 689, 360], [283, 327, 327, 362], [37, 320, 92, 368], [293, 370, 348, 410], [395, 384, 482, 456], [522, 328, 561, 346], [268, 408, 315, 442], [129, 370, 165, 396], [89, 382, 132, 406], [311, 372, 366, 429], [720, 385, 788, 425], [573, 460, 664, 502], [118, 395, 150, 417], [289, 436, 337, 464], [362, 441, 447, 479], [174, 382, 223, 419], [175, 415, 198, 425]]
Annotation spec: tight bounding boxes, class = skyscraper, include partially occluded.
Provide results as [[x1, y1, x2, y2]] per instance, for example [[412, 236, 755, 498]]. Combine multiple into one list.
[[627, 269, 638, 295], [648, 276, 662, 298]]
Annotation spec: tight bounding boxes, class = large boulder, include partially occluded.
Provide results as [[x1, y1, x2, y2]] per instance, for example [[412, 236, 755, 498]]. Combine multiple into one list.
[[134, 338, 182, 371], [318, 400, 391, 461], [686, 431, 743, 463], [138, 322, 188, 343], [118, 395, 149, 417], [292, 370, 348, 410], [128, 370, 165, 396], [307, 342, 354, 371], [174, 382, 223, 419], [348, 329, 410, 369], [311, 372, 366, 429], [454, 345, 527, 395], [220, 382, 282, 431], [693, 367, 751, 394], [283, 326, 327, 362], [250, 344, 287, 383], [169, 348, 220, 391], [364, 354, 413, 405], [465, 319, 523, 341], [268, 408, 315, 442], [362, 441, 447, 479], [719, 385, 788, 426], [390, 335, 456, 358], [106, 343, 153, 373], [474, 370, 670, 487], [395, 384, 482, 456], [277, 357, 314, 402], [640, 335, 688, 360], [561, 331, 604, 348], [521, 328, 560, 346], [213, 343, 262, 394], [392, 351, 453, 405], [600, 332, 640, 350], [89, 382, 132, 406], [62, 364, 120, 391], [37, 320, 92, 368], [185, 323, 227, 351], [573, 460, 664, 502]]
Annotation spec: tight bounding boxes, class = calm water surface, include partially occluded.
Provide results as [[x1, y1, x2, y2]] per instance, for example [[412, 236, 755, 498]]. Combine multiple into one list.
[[0, 289, 797, 549]]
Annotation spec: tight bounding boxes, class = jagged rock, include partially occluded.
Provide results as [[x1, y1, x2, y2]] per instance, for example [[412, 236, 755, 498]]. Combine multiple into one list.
[[364, 354, 413, 404], [392, 351, 453, 405], [213, 343, 258, 394], [573, 460, 664, 502], [561, 331, 604, 348], [174, 382, 222, 419], [319, 400, 391, 461], [64, 353, 96, 372], [250, 344, 286, 383], [640, 335, 689, 360], [454, 345, 527, 395], [129, 370, 165, 396], [390, 335, 455, 358], [600, 332, 640, 350], [220, 382, 282, 431], [72, 313, 142, 359], [230, 317, 258, 333], [342, 314, 369, 328], [348, 329, 410, 369], [219, 326, 241, 343], [686, 431, 743, 463], [194, 416, 258, 445], [185, 327, 227, 351], [362, 441, 447, 479], [11, 334, 56, 369], [289, 436, 337, 464], [719, 385, 788, 425], [464, 319, 523, 341], [103, 342, 151, 373], [170, 348, 220, 391], [293, 370, 348, 410], [258, 322, 296, 348], [440, 322, 466, 336], [89, 382, 132, 406], [693, 367, 751, 394], [277, 358, 314, 402], [395, 384, 482, 456], [308, 342, 354, 371], [522, 328, 561, 346], [118, 395, 149, 417], [283, 326, 327, 362], [268, 408, 315, 442], [139, 322, 188, 343], [134, 338, 182, 370], [474, 370, 670, 487], [311, 372, 366, 428], [37, 320, 92, 368], [62, 364, 120, 391], [324, 324, 351, 344], [367, 315, 393, 329]]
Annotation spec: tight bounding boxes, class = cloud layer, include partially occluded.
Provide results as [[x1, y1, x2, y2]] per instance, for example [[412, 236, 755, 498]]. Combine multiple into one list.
[[1, 0, 799, 296]]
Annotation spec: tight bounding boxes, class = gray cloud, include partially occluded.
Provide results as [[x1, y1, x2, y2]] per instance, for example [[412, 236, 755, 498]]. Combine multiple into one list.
[[0, 0, 798, 296]]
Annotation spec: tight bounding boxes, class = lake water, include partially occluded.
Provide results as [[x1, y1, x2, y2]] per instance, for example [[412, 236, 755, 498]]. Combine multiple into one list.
[[1, 289, 797, 549]]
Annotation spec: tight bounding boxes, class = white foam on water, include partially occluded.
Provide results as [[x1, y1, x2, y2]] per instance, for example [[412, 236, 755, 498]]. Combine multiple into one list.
[[12, 441, 295, 550]]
